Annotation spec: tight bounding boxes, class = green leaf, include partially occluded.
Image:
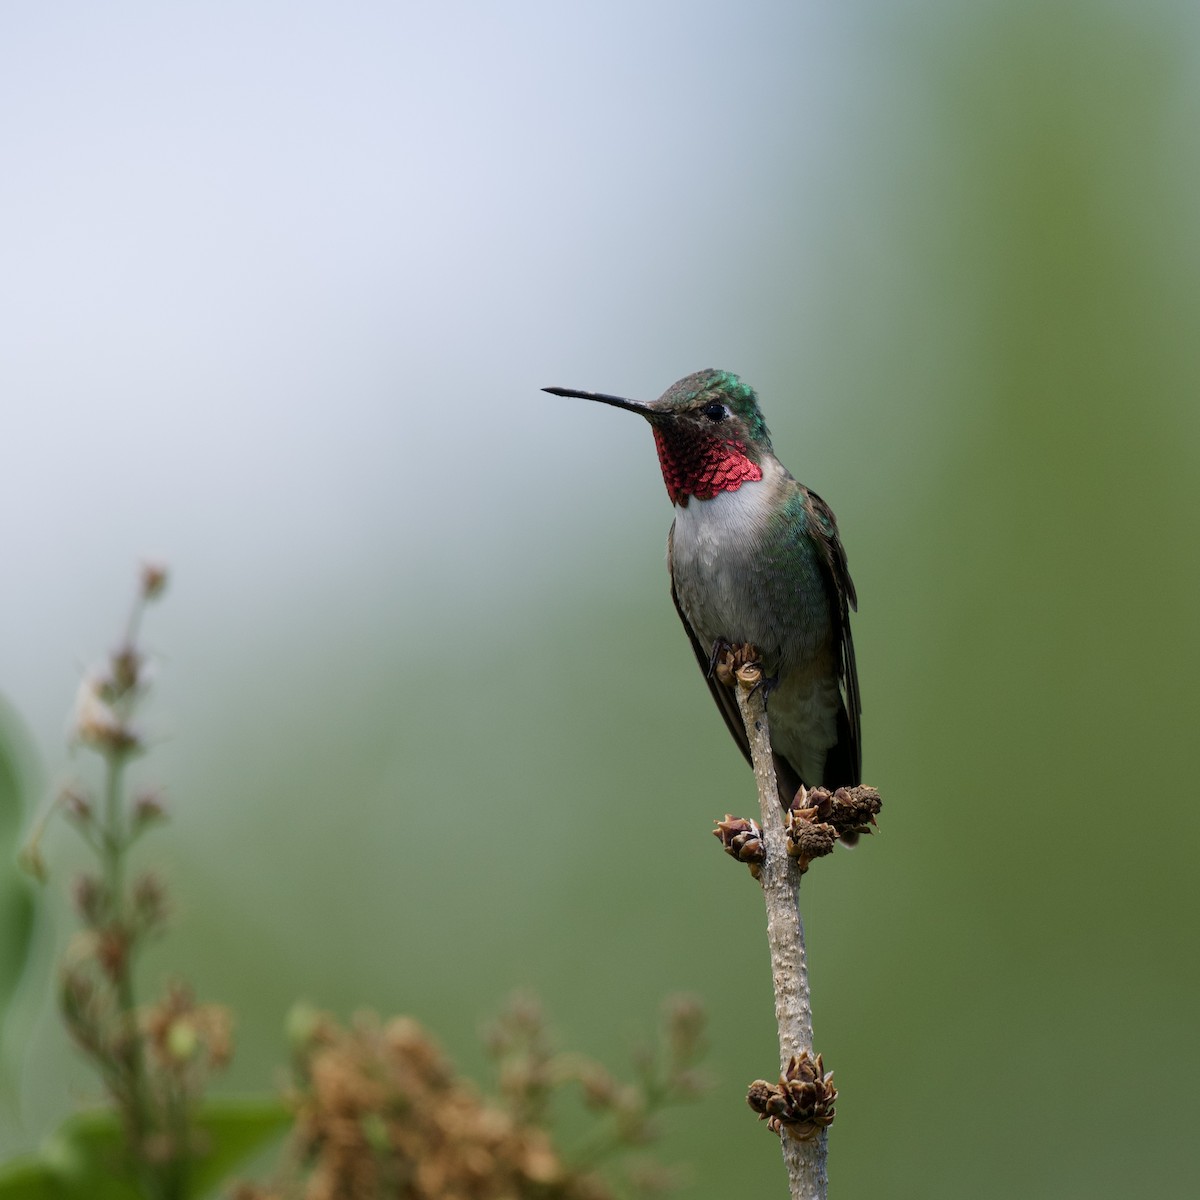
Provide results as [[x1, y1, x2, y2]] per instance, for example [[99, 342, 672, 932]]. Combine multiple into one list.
[[0, 707, 40, 1092], [0, 1156, 62, 1200], [190, 1096, 291, 1193], [0, 1096, 289, 1200], [39, 1110, 141, 1200]]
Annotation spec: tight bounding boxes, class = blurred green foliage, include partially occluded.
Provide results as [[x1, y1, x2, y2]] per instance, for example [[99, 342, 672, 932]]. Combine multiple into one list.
[[0, 708, 38, 1115], [0, 1101, 288, 1200]]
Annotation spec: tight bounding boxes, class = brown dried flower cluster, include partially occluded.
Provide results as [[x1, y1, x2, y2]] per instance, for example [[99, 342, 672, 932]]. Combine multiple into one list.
[[712, 815, 765, 876], [238, 997, 707, 1200], [144, 982, 233, 1075], [821, 785, 883, 841], [287, 1012, 602, 1200], [746, 1052, 837, 1142], [717, 783, 885, 876], [785, 785, 884, 869], [60, 924, 233, 1167], [783, 807, 839, 872]]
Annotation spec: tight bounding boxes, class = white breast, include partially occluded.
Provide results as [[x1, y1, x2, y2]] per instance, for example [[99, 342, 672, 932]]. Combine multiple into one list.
[[669, 461, 842, 782], [670, 474, 776, 655]]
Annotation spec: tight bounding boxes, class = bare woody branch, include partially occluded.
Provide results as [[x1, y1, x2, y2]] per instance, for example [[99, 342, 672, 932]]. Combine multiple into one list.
[[732, 659, 831, 1200]]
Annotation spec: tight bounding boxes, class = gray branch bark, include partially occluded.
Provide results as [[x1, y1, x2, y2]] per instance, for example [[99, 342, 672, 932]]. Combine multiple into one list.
[[733, 665, 829, 1200]]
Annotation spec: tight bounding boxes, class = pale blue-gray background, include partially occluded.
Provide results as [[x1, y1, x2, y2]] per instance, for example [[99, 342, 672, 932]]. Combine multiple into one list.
[[2, 2, 1198, 1196]]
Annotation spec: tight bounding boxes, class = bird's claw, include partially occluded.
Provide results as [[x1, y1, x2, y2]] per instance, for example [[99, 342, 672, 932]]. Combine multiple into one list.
[[706, 638, 734, 680], [711, 641, 768, 691]]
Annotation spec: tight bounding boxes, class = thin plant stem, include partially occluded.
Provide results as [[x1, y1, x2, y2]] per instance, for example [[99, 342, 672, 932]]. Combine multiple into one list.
[[43, 566, 203, 1200], [733, 666, 828, 1200], [99, 746, 156, 1190]]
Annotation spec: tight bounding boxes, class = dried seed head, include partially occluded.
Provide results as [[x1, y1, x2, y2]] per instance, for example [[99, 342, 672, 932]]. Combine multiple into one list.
[[791, 786, 833, 821], [62, 785, 94, 827], [74, 675, 122, 743], [73, 674, 140, 755], [110, 645, 142, 695], [713, 815, 765, 876], [59, 963, 97, 1025], [96, 926, 130, 982], [18, 840, 48, 883], [747, 1051, 837, 1141], [579, 1064, 620, 1110], [132, 871, 169, 932], [71, 873, 107, 926], [288, 1008, 609, 1200], [784, 811, 838, 873], [140, 562, 169, 601], [145, 982, 234, 1074], [131, 789, 167, 834], [828, 786, 883, 840], [747, 1079, 777, 1112]]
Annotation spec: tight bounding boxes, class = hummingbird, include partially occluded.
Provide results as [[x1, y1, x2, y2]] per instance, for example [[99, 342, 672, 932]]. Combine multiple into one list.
[[543, 369, 861, 804]]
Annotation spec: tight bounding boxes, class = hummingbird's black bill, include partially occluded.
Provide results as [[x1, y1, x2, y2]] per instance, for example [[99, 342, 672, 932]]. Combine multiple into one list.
[[542, 386, 654, 416]]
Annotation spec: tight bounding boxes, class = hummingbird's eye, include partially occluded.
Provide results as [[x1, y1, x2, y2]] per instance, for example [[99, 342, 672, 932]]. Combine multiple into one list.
[[702, 401, 729, 422]]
